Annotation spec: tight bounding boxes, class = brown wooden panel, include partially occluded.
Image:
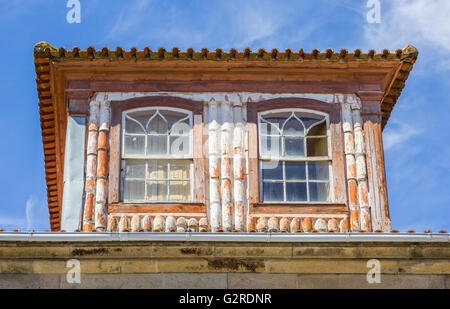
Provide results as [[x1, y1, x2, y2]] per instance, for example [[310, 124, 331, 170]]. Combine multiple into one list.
[[108, 203, 206, 214], [67, 98, 89, 115], [330, 122, 347, 204], [249, 203, 348, 215], [247, 122, 259, 204], [193, 114, 205, 202], [108, 121, 121, 204], [67, 79, 91, 89], [92, 80, 360, 94]]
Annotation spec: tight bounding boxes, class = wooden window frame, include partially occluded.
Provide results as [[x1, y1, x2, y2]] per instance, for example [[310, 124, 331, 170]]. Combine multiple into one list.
[[121, 107, 194, 203], [247, 98, 347, 212], [108, 96, 206, 213], [258, 108, 332, 203]]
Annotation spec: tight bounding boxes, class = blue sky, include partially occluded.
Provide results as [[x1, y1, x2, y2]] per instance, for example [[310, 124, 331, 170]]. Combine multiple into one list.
[[0, 0, 448, 232]]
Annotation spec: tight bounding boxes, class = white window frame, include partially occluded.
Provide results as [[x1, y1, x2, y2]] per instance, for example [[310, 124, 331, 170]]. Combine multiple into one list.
[[121, 106, 194, 203], [257, 108, 334, 203]]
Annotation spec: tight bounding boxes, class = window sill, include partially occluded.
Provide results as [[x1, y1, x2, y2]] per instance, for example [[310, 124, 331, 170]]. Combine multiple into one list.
[[249, 203, 347, 215], [108, 202, 205, 214]]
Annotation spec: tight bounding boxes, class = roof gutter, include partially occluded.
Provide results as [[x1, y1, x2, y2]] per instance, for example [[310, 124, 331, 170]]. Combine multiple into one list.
[[0, 232, 448, 243]]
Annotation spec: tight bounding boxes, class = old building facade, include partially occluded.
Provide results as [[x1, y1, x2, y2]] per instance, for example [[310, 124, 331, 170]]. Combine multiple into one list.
[[0, 42, 446, 290], [33, 42, 418, 234]]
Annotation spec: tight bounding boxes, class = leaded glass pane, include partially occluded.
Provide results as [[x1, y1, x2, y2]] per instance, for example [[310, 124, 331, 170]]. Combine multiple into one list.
[[260, 135, 282, 157], [307, 121, 327, 136], [147, 160, 167, 180], [147, 181, 168, 201], [261, 161, 283, 180], [286, 182, 307, 201], [169, 181, 190, 200], [283, 117, 304, 136], [124, 179, 145, 201], [147, 135, 168, 155], [124, 135, 145, 156], [285, 162, 306, 180], [125, 160, 145, 179], [170, 161, 190, 179], [306, 137, 328, 156], [170, 135, 189, 155], [285, 137, 305, 156], [309, 182, 329, 202], [262, 182, 284, 202], [308, 162, 329, 180], [147, 113, 168, 134]]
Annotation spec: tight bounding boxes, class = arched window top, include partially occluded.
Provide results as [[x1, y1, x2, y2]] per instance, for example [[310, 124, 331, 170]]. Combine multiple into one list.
[[124, 107, 192, 135], [122, 107, 193, 158], [259, 109, 328, 137]]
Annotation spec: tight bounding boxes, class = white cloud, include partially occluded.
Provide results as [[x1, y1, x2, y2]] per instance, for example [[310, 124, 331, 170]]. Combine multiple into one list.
[[382, 118, 422, 151], [106, 0, 153, 41], [0, 195, 49, 231], [102, 0, 320, 50], [25, 195, 37, 231]]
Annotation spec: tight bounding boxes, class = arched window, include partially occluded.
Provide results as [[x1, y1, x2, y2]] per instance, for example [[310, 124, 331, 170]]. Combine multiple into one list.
[[258, 109, 331, 202], [121, 107, 193, 202]]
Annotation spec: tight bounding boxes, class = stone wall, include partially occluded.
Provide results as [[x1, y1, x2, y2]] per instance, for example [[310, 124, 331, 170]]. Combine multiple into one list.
[[0, 240, 448, 289]]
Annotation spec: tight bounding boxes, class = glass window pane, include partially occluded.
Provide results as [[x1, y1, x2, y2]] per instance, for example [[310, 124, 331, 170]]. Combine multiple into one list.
[[283, 117, 304, 136], [170, 135, 190, 155], [306, 137, 328, 156], [124, 179, 145, 201], [170, 119, 190, 135], [285, 137, 305, 156], [260, 135, 281, 157], [286, 182, 307, 201], [147, 181, 168, 201], [261, 161, 283, 180], [307, 121, 327, 136], [262, 182, 284, 202], [285, 162, 306, 180], [299, 115, 324, 131], [124, 135, 145, 156], [125, 161, 145, 179], [260, 113, 288, 135], [309, 182, 329, 202], [147, 114, 168, 134], [147, 135, 167, 155], [164, 110, 189, 129], [259, 122, 282, 136], [308, 162, 329, 180], [125, 117, 146, 134], [147, 160, 167, 179], [169, 181, 190, 200], [170, 161, 190, 179]]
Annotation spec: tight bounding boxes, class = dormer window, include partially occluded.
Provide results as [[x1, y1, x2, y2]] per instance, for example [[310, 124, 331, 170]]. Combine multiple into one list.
[[121, 107, 193, 202], [258, 109, 331, 203]]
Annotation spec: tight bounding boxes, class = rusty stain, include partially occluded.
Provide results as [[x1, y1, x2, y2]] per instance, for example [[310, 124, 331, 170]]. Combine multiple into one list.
[[72, 248, 109, 256], [207, 258, 263, 272]]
